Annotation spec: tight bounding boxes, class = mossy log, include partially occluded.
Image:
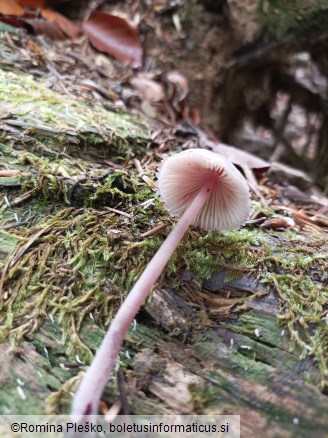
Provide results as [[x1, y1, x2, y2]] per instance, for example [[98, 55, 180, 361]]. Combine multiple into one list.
[[0, 31, 327, 438]]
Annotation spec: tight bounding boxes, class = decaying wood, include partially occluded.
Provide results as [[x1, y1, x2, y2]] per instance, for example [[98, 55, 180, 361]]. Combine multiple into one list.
[[0, 9, 327, 438]]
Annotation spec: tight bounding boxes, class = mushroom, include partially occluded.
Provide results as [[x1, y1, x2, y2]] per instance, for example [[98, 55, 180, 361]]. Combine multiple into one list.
[[72, 148, 251, 416]]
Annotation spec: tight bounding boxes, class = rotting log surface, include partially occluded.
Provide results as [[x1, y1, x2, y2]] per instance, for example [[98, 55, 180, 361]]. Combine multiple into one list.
[[0, 27, 327, 438]]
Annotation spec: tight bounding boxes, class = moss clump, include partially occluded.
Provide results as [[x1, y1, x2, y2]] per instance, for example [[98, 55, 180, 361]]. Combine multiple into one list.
[[0, 183, 327, 388], [261, 236, 328, 389], [0, 70, 148, 150], [259, 0, 328, 41], [21, 163, 147, 209], [0, 196, 259, 361], [87, 171, 138, 207], [168, 228, 260, 283]]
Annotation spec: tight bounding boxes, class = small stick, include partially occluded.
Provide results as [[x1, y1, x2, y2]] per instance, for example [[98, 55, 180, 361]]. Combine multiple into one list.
[[0, 221, 27, 231], [117, 369, 130, 416], [140, 222, 167, 237]]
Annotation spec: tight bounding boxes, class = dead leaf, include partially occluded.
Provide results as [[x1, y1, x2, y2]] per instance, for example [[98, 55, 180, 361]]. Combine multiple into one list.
[[213, 142, 269, 171], [140, 101, 157, 118], [288, 209, 328, 230], [269, 162, 312, 190], [279, 185, 311, 205], [27, 39, 43, 55], [199, 133, 270, 172], [40, 9, 81, 39], [0, 11, 38, 29], [0, 0, 81, 40], [142, 175, 157, 189], [312, 213, 328, 227], [167, 69, 188, 91], [260, 217, 293, 230], [130, 74, 164, 102], [0, 0, 39, 28], [79, 79, 112, 99], [82, 12, 142, 68], [189, 107, 200, 125], [23, 18, 68, 39], [0, 0, 24, 15], [17, 0, 45, 7], [24, 9, 81, 40]]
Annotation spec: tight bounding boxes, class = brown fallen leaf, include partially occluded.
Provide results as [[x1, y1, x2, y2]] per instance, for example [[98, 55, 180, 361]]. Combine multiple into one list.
[[17, 0, 45, 7], [141, 175, 157, 189], [292, 210, 328, 231], [0, 0, 81, 40], [82, 11, 142, 68], [79, 79, 113, 99], [40, 8, 81, 39], [211, 142, 270, 171], [0, 0, 24, 15], [130, 74, 164, 102], [189, 107, 200, 125], [260, 217, 293, 230], [0, 3, 38, 28], [312, 214, 328, 227], [166, 70, 189, 100], [23, 19, 67, 39], [27, 38, 43, 55], [198, 132, 270, 172], [274, 205, 327, 227]]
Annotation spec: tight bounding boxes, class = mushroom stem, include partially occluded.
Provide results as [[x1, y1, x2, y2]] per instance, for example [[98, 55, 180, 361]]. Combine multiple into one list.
[[72, 177, 216, 416]]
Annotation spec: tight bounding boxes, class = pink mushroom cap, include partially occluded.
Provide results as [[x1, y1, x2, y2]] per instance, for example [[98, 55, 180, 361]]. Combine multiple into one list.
[[157, 148, 251, 231]]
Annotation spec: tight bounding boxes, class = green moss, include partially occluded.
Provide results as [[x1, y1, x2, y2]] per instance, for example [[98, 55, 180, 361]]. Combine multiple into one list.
[[0, 191, 326, 390], [168, 228, 260, 283], [0, 199, 257, 356], [190, 378, 233, 412], [0, 69, 150, 197], [259, 0, 328, 41], [259, 236, 328, 389], [0, 70, 148, 146], [0, 231, 22, 261]]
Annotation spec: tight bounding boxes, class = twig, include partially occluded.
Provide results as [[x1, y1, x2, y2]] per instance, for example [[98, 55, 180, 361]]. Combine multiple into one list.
[[117, 369, 130, 416], [140, 222, 168, 237], [0, 221, 27, 231], [102, 207, 132, 218], [0, 169, 21, 177], [10, 189, 36, 207], [133, 158, 144, 175]]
